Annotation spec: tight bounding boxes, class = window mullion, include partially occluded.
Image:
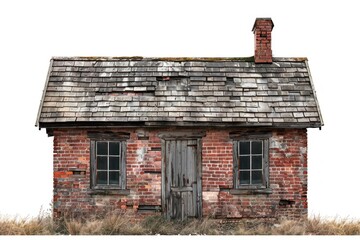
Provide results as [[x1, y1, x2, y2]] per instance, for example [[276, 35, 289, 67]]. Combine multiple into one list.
[[119, 142, 122, 188], [263, 139, 268, 187], [261, 141, 264, 185], [249, 140, 252, 185], [107, 142, 110, 185], [234, 141, 239, 188], [237, 143, 239, 188], [91, 140, 96, 188]]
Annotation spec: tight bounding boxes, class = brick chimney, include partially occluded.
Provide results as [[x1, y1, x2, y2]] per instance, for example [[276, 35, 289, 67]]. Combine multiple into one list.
[[252, 18, 274, 63]]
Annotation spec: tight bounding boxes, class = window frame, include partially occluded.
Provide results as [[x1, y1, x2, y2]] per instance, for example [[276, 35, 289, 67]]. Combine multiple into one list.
[[230, 133, 271, 194], [89, 132, 129, 192]]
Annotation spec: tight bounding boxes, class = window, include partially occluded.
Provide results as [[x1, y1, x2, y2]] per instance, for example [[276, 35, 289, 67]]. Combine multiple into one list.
[[231, 133, 270, 193], [90, 139, 127, 190]]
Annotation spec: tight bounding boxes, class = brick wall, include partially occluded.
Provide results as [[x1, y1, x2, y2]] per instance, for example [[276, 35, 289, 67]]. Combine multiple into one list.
[[52, 127, 307, 219], [201, 129, 307, 219]]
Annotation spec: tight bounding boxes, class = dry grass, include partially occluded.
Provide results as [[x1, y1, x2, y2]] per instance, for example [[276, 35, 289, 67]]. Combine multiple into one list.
[[0, 213, 360, 235], [62, 214, 147, 235], [233, 217, 360, 235], [141, 215, 220, 235], [305, 217, 360, 235], [0, 214, 53, 235]]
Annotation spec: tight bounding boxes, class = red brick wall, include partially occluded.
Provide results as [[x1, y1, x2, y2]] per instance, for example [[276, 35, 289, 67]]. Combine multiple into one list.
[[201, 129, 307, 219], [52, 128, 307, 219]]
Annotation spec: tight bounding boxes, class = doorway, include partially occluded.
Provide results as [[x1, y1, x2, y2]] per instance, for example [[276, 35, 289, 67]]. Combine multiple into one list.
[[162, 138, 202, 220]]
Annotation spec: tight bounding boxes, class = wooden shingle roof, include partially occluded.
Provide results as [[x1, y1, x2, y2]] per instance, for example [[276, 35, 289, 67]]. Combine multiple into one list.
[[36, 57, 323, 129]]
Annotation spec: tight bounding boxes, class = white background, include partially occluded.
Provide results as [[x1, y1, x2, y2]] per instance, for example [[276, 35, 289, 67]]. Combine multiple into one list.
[[0, 0, 359, 220]]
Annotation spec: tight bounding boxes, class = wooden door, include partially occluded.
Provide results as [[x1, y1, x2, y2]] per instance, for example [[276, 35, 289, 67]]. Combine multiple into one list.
[[162, 139, 202, 220]]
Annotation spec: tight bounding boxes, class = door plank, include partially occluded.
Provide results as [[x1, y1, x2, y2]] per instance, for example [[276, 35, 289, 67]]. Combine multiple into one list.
[[196, 139, 202, 218], [188, 141, 196, 217]]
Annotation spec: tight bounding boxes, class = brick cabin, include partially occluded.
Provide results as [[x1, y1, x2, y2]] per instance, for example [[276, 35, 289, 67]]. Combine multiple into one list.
[[36, 18, 323, 220]]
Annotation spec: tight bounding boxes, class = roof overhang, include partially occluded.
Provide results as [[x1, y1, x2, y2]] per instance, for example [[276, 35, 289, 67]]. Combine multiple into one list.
[[40, 121, 322, 136]]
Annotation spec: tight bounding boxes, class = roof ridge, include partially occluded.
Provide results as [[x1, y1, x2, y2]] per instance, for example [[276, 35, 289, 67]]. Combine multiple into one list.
[[51, 56, 308, 62]]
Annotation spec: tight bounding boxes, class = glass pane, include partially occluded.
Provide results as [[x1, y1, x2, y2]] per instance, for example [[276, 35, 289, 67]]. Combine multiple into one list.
[[109, 156, 120, 170], [97, 142, 108, 155], [239, 156, 250, 170], [251, 141, 262, 154], [252, 155, 263, 169], [240, 142, 250, 155], [97, 171, 107, 185], [97, 156, 107, 170], [252, 170, 263, 184], [109, 142, 120, 155], [109, 172, 120, 185], [239, 171, 250, 185]]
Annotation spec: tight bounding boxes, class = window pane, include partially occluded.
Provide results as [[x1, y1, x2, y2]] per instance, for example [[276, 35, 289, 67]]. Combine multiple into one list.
[[109, 156, 120, 170], [239, 156, 250, 170], [251, 141, 262, 154], [109, 172, 120, 185], [252, 155, 263, 169], [239, 142, 250, 155], [97, 142, 108, 155], [97, 156, 108, 170], [239, 171, 250, 185], [97, 171, 107, 185], [109, 142, 120, 155], [252, 170, 263, 184]]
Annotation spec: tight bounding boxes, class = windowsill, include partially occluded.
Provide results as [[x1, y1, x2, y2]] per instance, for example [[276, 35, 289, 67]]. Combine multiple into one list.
[[89, 189, 130, 196], [230, 188, 272, 195]]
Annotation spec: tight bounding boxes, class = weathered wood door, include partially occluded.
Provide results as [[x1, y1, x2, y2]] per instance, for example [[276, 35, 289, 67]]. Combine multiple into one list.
[[162, 139, 202, 220]]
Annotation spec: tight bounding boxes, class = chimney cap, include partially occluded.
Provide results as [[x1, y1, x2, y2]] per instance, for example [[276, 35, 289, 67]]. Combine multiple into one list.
[[252, 18, 274, 32]]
